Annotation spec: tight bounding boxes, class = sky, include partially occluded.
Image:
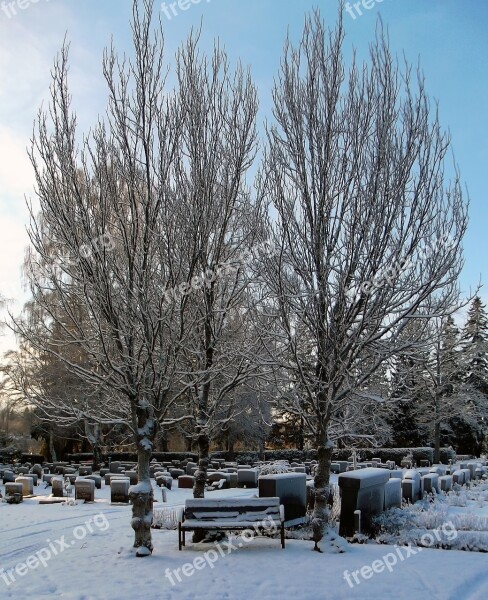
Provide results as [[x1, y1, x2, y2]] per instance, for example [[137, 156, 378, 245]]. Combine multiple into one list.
[[0, 0, 487, 355]]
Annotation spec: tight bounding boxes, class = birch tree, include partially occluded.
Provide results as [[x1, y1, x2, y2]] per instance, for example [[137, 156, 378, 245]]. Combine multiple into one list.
[[261, 10, 467, 550]]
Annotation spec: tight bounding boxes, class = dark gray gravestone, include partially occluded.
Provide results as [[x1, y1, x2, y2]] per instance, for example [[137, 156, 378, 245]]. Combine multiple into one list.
[[170, 468, 185, 479], [384, 478, 402, 509], [338, 468, 390, 537], [3, 470, 15, 484], [237, 469, 259, 488], [259, 473, 307, 526], [52, 476, 65, 497], [111, 479, 130, 503], [422, 474, 439, 494], [85, 474, 102, 489], [75, 478, 95, 501], [439, 475, 452, 491], [402, 470, 421, 502]]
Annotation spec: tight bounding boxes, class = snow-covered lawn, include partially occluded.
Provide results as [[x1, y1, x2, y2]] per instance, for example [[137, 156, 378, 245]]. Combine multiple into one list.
[[1, 478, 488, 600]]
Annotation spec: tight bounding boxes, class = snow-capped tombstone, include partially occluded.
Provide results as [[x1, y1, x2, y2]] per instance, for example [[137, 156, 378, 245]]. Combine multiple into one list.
[[3, 470, 15, 484], [79, 466, 92, 476], [109, 461, 122, 473], [75, 478, 95, 502], [111, 479, 130, 503], [452, 470, 465, 485], [5, 482, 24, 497], [15, 476, 34, 496], [52, 476, 64, 497], [402, 471, 421, 503], [338, 468, 390, 537], [439, 475, 453, 491], [384, 478, 402, 509], [259, 472, 307, 526], [237, 468, 259, 488], [460, 468, 471, 483], [185, 462, 197, 475], [422, 473, 440, 494], [31, 464, 43, 478], [84, 474, 102, 489]]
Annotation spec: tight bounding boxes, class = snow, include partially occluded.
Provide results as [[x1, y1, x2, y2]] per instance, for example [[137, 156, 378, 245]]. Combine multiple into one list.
[[1, 478, 488, 599]]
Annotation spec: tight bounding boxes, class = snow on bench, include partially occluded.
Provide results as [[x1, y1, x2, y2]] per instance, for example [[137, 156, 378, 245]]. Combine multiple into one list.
[[178, 497, 285, 550]]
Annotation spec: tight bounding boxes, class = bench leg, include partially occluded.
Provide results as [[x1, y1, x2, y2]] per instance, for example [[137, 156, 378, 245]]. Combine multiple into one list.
[[281, 522, 285, 549], [182, 529, 186, 547], [178, 523, 182, 551]]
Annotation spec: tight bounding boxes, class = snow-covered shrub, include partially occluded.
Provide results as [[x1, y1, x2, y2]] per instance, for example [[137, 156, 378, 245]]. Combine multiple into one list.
[[259, 461, 290, 475], [152, 506, 183, 529]]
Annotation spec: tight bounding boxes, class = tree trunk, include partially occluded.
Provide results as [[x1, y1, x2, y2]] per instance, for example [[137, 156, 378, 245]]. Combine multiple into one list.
[[311, 433, 333, 552], [49, 429, 57, 462], [227, 436, 235, 461], [193, 425, 210, 498], [434, 421, 441, 464], [93, 444, 102, 472], [129, 398, 154, 557]]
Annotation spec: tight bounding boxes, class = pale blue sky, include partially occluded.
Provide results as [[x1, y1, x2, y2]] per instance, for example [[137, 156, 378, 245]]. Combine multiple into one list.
[[0, 0, 487, 352]]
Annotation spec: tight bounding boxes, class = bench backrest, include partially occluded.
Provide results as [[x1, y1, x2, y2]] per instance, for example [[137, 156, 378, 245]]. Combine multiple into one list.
[[184, 497, 282, 523]]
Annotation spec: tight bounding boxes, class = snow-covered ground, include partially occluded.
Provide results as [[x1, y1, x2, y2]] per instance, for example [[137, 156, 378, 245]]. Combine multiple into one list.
[[1, 477, 488, 600]]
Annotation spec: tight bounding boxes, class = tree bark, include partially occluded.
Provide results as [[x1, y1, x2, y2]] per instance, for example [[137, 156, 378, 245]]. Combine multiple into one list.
[[49, 429, 57, 462], [311, 433, 333, 552], [129, 398, 154, 557], [434, 421, 441, 464]]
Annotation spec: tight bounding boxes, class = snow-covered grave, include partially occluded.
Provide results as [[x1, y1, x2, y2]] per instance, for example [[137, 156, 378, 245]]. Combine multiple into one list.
[[2, 463, 488, 599]]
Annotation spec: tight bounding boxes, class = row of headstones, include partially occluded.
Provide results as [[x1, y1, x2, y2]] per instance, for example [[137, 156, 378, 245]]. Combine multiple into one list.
[[337, 461, 488, 537], [401, 462, 488, 502]]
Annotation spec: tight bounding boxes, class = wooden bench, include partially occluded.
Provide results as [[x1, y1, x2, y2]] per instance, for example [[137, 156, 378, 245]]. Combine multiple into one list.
[[178, 497, 285, 550]]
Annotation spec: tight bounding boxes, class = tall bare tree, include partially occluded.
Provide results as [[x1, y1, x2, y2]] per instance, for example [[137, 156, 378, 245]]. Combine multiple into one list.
[[261, 9, 467, 550], [15, 0, 185, 556]]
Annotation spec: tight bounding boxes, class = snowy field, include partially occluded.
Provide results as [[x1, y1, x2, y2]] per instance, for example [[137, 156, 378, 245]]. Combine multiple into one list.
[[1, 477, 488, 600]]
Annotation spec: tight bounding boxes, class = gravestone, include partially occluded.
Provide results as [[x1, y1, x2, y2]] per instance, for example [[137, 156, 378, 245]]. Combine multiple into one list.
[[170, 468, 185, 479], [27, 474, 38, 486], [460, 468, 471, 484], [124, 470, 138, 485], [43, 473, 55, 486], [402, 471, 421, 503], [100, 468, 110, 477], [3, 470, 15, 484], [185, 462, 197, 475], [111, 479, 130, 503], [452, 470, 465, 485], [79, 466, 92, 476], [75, 478, 95, 502], [109, 461, 122, 473], [422, 473, 440, 494], [5, 483, 23, 503], [52, 476, 64, 497], [259, 472, 307, 526], [338, 468, 390, 537], [15, 476, 34, 496], [237, 468, 259, 488], [84, 474, 102, 489], [439, 475, 452, 491], [178, 475, 195, 488], [384, 478, 402, 509], [31, 464, 43, 478]]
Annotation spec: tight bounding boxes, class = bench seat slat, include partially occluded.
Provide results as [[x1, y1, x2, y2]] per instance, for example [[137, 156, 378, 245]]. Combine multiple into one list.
[[181, 519, 281, 529]]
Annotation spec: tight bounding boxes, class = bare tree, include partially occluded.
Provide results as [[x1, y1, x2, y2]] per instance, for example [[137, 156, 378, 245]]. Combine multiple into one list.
[[169, 33, 263, 499], [261, 9, 467, 550], [14, 0, 185, 556]]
